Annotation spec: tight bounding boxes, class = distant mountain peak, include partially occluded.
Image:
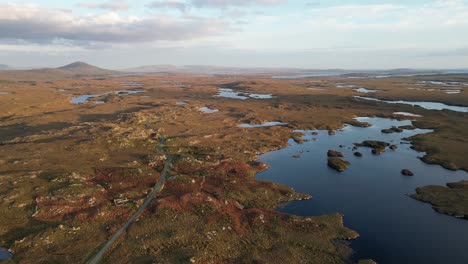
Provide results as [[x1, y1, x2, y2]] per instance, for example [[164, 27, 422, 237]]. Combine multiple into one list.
[[57, 61, 114, 75], [59, 61, 96, 70]]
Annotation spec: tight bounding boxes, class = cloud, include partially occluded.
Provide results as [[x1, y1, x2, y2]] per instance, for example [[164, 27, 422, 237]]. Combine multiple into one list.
[[422, 47, 468, 57], [79, 1, 131, 11], [303, 1, 468, 31], [148, 0, 285, 11], [191, 0, 286, 8], [216, 0, 468, 55], [148, 0, 188, 12], [0, 3, 229, 46]]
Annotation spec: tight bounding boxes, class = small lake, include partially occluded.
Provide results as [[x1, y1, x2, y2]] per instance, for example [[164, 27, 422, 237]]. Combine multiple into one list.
[[238, 122, 287, 128], [354, 88, 379, 93], [257, 117, 468, 264], [393, 112, 422, 117], [71, 90, 144, 104], [216, 88, 274, 100], [419, 81, 468, 87], [444, 90, 462, 94], [336, 84, 357, 88], [199, 107, 219, 114], [354, 96, 468, 113], [409, 87, 462, 94]]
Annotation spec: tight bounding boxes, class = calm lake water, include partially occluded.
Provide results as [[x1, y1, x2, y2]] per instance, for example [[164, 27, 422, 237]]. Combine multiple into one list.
[[238, 122, 287, 128], [71, 90, 144, 104], [216, 88, 274, 100], [354, 96, 468, 113], [257, 117, 468, 264], [199, 107, 219, 114]]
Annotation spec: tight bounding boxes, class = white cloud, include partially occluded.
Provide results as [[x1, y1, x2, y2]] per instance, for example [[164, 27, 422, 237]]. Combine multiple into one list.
[[220, 1, 468, 52], [148, 0, 188, 12], [78, 1, 131, 11], [303, 1, 468, 30], [191, 0, 286, 8], [0, 3, 229, 46], [148, 0, 286, 11], [1, 0, 467, 69]]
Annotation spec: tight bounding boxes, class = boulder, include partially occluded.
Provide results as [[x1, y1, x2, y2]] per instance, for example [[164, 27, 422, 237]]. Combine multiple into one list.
[[401, 169, 414, 176], [354, 152, 363, 157]]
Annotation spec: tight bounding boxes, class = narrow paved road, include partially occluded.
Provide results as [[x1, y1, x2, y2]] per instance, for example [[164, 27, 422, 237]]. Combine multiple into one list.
[[88, 140, 172, 264]]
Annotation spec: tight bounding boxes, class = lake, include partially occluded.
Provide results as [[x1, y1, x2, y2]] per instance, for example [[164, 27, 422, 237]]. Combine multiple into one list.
[[257, 117, 468, 264]]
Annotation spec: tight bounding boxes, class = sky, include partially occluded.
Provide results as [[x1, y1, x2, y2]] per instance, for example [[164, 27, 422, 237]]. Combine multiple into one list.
[[0, 0, 467, 69]]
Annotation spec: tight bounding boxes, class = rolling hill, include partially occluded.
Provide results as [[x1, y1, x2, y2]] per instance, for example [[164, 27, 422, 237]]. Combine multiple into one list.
[[0, 62, 116, 81]]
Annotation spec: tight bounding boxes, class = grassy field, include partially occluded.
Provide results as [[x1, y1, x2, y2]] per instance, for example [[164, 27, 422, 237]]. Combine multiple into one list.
[[0, 72, 467, 262]]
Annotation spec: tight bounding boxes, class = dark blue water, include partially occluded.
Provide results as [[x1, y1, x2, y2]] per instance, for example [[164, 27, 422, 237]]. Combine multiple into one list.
[[257, 117, 468, 264], [0, 248, 12, 260]]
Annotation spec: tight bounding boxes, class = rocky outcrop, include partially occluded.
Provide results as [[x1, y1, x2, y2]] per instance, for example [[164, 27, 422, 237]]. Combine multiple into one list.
[[328, 158, 350, 172], [291, 132, 305, 144], [347, 120, 372, 128], [381, 126, 404, 134], [412, 181, 468, 220], [356, 140, 390, 155], [328, 150, 344, 158]]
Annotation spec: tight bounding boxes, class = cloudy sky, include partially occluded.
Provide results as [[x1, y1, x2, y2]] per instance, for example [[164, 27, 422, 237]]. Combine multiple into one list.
[[0, 0, 467, 69]]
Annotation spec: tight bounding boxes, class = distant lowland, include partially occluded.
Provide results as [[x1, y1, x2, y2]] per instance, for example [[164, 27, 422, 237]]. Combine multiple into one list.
[[1, 61, 468, 81]]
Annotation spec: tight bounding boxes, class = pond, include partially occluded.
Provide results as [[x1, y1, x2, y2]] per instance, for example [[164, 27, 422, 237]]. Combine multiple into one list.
[[71, 90, 144, 104], [354, 96, 468, 113], [199, 107, 219, 114], [354, 88, 379, 93], [238, 122, 287, 128], [216, 88, 274, 100]]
